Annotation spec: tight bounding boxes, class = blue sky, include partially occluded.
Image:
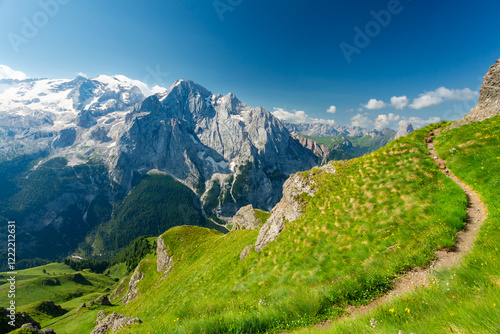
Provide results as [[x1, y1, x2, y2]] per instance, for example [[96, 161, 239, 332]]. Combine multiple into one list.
[[0, 0, 499, 129]]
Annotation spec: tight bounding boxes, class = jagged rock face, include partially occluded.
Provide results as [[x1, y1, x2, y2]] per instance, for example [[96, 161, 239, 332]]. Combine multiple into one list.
[[91, 312, 142, 334], [449, 58, 500, 129], [231, 204, 262, 230], [292, 135, 330, 157], [0, 75, 318, 259], [255, 163, 336, 252], [122, 261, 145, 304], [111, 79, 318, 214], [395, 121, 414, 139], [255, 171, 316, 252], [157, 235, 173, 272]]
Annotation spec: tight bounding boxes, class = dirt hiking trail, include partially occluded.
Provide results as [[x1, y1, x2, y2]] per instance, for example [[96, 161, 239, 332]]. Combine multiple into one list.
[[309, 128, 488, 332]]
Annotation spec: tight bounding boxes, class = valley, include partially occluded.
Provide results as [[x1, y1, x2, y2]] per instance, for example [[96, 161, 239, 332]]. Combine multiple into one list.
[[0, 59, 499, 334]]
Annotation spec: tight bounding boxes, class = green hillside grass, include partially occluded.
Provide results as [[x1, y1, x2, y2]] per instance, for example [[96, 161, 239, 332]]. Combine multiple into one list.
[[43, 123, 474, 334], [0, 263, 115, 311], [23, 118, 499, 334], [296, 116, 500, 333]]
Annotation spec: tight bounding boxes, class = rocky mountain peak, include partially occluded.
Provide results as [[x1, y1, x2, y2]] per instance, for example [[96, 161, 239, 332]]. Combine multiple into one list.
[[449, 58, 500, 129], [395, 121, 414, 139]]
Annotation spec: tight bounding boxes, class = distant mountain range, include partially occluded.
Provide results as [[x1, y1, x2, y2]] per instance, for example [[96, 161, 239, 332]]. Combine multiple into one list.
[[0, 74, 413, 261], [0, 75, 318, 260]]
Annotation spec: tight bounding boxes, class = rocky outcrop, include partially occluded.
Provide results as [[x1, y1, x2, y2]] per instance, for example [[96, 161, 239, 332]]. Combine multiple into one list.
[[255, 165, 336, 252], [122, 262, 144, 304], [0, 308, 41, 332], [94, 295, 112, 306], [449, 58, 500, 129], [17, 323, 56, 333], [157, 235, 173, 273], [96, 311, 106, 324], [33, 301, 68, 317], [239, 245, 254, 261], [395, 121, 414, 139], [231, 204, 263, 230], [292, 135, 330, 157], [90, 312, 142, 334]]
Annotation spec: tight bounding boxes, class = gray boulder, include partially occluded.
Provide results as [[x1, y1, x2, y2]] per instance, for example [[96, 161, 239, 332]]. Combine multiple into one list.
[[231, 204, 262, 231], [90, 312, 142, 334]]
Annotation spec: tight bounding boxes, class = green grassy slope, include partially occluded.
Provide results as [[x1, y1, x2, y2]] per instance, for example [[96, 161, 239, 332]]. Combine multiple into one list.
[[297, 116, 500, 333], [43, 123, 474, 333], [0, 263, 115, 311]]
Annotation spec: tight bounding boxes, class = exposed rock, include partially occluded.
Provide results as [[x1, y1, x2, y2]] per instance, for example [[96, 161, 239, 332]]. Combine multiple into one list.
[[76, 303, 86, 313], [94, 295, 112, 306], [255, 166, 326, 252], [239, 245, 253, 261], [0, 76, 320, 260], [90, 126, 112, 142], [395, 121, 414, 139], [20, 323, 40, 332], [40, 329, 56, 334], [90, 312, 142, 334], [110, 279, 126, 300], [33, 300, 68, 317], [0, 307, 40, 332], [96, 310, 106, 324], [292, 135, 330, 157], [231, 204, 263, 231], [52, 128, 76, 148], [122, 262, 144, 304], [157, 235, 173, 272], [449, 58, 500, 129]]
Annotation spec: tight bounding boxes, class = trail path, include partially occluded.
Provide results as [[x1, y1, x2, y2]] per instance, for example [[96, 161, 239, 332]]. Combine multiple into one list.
[[309, 128, 488, 332]]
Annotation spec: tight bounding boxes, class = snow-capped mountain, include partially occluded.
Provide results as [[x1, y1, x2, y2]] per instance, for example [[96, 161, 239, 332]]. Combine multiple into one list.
[[0, 73, 317, 242]]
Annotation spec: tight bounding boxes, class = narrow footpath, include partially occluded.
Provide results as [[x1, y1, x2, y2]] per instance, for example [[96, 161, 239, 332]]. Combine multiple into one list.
[[310, 128, 488, 332]]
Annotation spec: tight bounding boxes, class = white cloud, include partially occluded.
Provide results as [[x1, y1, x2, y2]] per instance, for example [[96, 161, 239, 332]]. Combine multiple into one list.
[[374, 113, 400, 130], [272, 107, 335, 125], [364, 99, 387, 110], [351, 113, 441, 130], [77, 72, 88, 78], [326, 105, 337, 114], [410, 87, 479, 109], [351, 113, 373, 128], [390, 96, 409, 110], [0, 65, 28, 80], [406, 116, 441, 128]]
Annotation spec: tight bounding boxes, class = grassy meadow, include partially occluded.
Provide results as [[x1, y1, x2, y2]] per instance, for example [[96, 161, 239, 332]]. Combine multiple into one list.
[[295, 116, 500, 333], [6, 118, 499, 333], [43, 122, 468, 334]]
